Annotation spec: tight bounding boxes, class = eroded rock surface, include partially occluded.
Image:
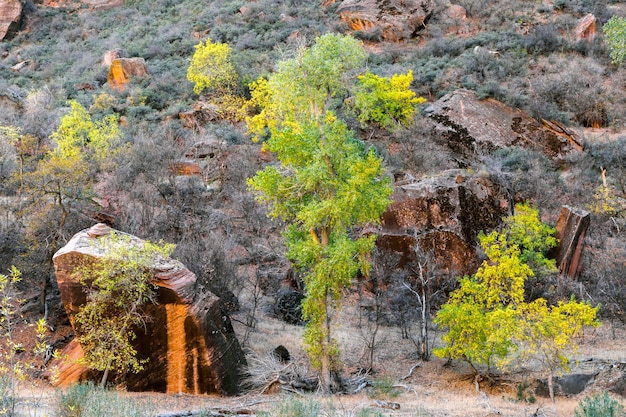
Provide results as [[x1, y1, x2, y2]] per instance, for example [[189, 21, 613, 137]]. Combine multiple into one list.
[[53, 224, 246, 395], [336, 0, 434, 41], [378, 170, 509, 276], [553, 206, 590, 279], [576, 13, 596, 43], [425, 89, 582, 164], [0, 0, 22, 41], [107, 57, 149, 91]]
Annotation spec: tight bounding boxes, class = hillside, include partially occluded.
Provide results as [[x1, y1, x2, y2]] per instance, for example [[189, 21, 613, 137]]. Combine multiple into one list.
[[1, 0, 626, 414]]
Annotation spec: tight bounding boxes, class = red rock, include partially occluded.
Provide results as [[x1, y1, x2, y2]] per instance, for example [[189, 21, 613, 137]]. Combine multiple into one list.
[[426, 89, 583, 162], [0, 0, 22, 41], [377, 170, 509, 276], [107, 58, 149, 91], [576, 13, 596, 43], [101, 49, 127, 67], [336, 0, 434, 42], [52, 224, 246, 395], [445, 4, 466, 20], [554, 206, 590, 279]]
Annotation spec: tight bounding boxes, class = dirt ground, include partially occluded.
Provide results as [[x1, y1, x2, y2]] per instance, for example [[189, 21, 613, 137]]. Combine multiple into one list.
[[10, 303, 626, 417]]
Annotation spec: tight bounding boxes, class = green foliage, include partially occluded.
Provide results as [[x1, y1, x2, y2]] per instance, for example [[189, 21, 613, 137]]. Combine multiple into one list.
[[73, 233, 174, 386], [52, 101, 121, 166], [574, 391, 625, 417], [187, 38, 238, 95], [247, 33, 393, 389], [57, 382, 154, 417], [354, 70, 424, 130], [603, 16, 626, 65], [371, 376, 402, 399], [434, 203, 599, 379]]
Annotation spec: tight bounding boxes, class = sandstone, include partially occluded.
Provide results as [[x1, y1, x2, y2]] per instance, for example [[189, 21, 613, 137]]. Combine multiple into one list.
[[52, 224, 246, 395], [378, 170, 509, 276], [178, 102, 220, 131], [576, 13, 596, 43], [425, 89, 582, 163], [336, 0, 434, 42], [107, 58, 149, 91], [0, 0, 22, 41], [101, 49, 128, 67], [553, 206, 590, 279]]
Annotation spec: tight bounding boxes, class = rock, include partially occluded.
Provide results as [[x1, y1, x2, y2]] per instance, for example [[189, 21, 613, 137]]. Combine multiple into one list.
[[169, 160, 203, 177], [535, 373, 596, 397], [107, 58, 149, 91], [425, 89, 583, 163], [378, 169, 509, 276], [52, 224, 246, 395], [0, 0, 22, 41], [178, 102, 220, 130], [11, 60, 32, 72], [272, 345, 290, 363], [553, 206, 590, 279], [445, 4, 466, 21], [576, 13, 596, 43], [275, 289, 305, 325], [336, 0, 434, 42], [81, 0, 124, 8], [102, 49, 127, 67]]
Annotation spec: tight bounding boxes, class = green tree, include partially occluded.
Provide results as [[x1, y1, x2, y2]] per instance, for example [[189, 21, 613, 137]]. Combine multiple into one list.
[[603, 16, 626, 65], [21, 102, 121, 313], [187, 38, 238, 95], [354, 70, 424, 130], [73, 233, 174, 387], [246, 33, 398, 392], [435, 203, 599, 387]]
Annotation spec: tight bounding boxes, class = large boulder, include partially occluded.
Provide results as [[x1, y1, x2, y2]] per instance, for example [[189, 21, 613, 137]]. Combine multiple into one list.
[[576, 13, 596, 43], [378, 170, 510, 276], [0, 0, 22, 41], [336, 0, 434, 41], [553, 206, 590, 279], [107, 58, 149, 91], [425, 89, 582, 163], [52, 224, 246, 395]]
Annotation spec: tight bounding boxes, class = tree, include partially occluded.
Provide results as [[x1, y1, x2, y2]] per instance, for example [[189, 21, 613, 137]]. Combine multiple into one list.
[[603, 16, 626, 65], [73, 233, 174, 387], [354, 70, 424, 130], [187, 38, 238, 95], [434, 203, 599, 387], [247, 33, 406, 392], [20, 101, 120, 313]]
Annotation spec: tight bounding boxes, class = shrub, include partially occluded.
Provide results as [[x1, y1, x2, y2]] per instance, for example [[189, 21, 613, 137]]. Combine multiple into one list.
[[574, 391, 624, 417], [57, 383, 154, 417], [604, 16, 626, 65]]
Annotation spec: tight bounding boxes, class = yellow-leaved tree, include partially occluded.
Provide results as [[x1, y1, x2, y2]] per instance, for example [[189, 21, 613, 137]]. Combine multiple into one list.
[[434, 203, 599, 401]]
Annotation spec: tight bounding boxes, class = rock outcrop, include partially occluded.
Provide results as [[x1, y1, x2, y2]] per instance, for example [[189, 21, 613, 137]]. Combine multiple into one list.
[[377, 170, 510, 276], [425, 89, 582, 164], [107, 58, 149, 91], [576, 13, 596, 43], [336, 0, 434, 41], [53, 224, 246, 395], [553, 206, 590, 279], [0, 0, 22, 41]]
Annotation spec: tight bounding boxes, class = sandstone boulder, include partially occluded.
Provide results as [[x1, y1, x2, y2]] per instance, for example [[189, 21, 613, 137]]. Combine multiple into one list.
[[0, 0, 22, 41], [378, 170, 510, 276], [107, 58, 149, 91], [576, 13, 596, 43], [553, 206, 590, 279], [52, 224, 246, 395], [336, 0, 434, 41], [102, 49, 128, 67], [425, 89, 582, 163]]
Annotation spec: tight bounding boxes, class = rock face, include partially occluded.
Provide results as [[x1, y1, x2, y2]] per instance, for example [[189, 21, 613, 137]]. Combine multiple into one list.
[[336, 0, 434, 41], [52, 224, 246, 395], [425, 89, 582, 163], [553, 206, 590, 279], [0, 0, 22, 41], [576, 13, 596, 43], [107, 58, 149, 91], [378, 170, 510, 276]]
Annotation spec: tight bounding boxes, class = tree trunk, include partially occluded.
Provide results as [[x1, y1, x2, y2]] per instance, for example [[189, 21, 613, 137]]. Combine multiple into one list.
[[548, 373, 555, 403]]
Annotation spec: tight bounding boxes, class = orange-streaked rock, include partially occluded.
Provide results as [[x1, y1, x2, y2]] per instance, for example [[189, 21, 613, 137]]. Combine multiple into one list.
[[553, 206, 590, 279], [107, 58, 149, 91], [52, 224, 246, 395], [576, 13, 596, 43]]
